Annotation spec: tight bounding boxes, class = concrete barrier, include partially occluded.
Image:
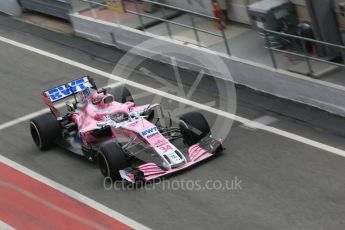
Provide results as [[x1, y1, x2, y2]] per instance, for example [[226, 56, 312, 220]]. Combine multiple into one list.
[[70, 13, 345, 116], [0, 0, 22, 16]]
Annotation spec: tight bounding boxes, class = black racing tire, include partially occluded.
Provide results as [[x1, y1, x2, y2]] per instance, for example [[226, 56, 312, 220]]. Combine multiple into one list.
[[109, 86, 134, 103], [30, 113, 61, 150], [146, 109, 155, 122], [98, 142, 129, 181], [179, 111, 210, 146]]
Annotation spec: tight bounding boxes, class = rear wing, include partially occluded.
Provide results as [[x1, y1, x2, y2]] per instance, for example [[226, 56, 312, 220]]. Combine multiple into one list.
[[42, 76, 96, 117], [43, 76, 95, 103]]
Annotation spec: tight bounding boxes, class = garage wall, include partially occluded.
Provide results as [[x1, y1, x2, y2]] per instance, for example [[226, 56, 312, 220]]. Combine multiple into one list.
[[291, 0, 345, 44], [161, 0, 257, 25], [291, 0, 310, 21], [161, 0, 213, 16], [227, 0, 252, 24], [223, 0, 309, 25]]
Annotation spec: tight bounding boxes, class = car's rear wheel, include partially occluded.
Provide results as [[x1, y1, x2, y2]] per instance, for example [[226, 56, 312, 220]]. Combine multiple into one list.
[[98, 142, 129, 181], [179, 111, 210, 146], [30, 113, 61, 150], [109, 86, 134, 103]]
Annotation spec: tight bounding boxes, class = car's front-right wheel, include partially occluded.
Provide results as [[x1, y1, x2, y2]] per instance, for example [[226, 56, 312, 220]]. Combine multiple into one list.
[[109, 86, 134, 104], [179, 111, 211, 146]]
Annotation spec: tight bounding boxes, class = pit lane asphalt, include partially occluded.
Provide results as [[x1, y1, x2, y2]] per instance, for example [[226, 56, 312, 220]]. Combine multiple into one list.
[[0, 14, 345, 230]]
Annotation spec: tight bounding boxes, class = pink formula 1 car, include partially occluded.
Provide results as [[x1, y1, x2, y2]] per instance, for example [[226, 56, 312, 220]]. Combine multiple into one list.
[[30, 76, 223, 182]]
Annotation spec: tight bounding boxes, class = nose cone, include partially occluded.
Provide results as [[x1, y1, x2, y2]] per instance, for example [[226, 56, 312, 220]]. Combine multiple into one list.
[[164, 150, 186, 168]]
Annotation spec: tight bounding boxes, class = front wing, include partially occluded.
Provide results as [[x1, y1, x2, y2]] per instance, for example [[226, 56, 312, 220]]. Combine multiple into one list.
[[119, 137, 223, 183]]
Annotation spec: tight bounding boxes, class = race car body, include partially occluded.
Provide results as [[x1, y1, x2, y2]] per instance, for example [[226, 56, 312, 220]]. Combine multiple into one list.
[[30, 76, 223, 183]]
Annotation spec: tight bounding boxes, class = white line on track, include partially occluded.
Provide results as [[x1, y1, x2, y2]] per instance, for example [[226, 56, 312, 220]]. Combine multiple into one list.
[[1, 36, 345, 158], [0, 106, 58, 131], [0, 220, 15, 230], [241, 115, 278, 130], [0, 155, 150, 230]]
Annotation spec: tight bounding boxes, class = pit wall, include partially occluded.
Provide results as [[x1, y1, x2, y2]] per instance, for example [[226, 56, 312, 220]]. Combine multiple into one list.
[[0, 0, 21, 16], [71, 13, 345, 116]]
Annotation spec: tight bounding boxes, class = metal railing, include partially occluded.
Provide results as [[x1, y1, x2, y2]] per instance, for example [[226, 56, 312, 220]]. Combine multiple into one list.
[[263, 28, 345, 76], [127, 0, 231, 56], [73, 0, 345, 78], [78, 0, 231, 56]]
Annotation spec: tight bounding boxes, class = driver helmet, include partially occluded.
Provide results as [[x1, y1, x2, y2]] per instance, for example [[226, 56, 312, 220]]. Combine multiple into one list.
[[91, 93, 103, 105], [92, 93, 114, 108]]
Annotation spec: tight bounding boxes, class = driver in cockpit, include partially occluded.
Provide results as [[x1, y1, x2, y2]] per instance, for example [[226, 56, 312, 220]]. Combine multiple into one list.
[[91, 92, 114, 109]]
